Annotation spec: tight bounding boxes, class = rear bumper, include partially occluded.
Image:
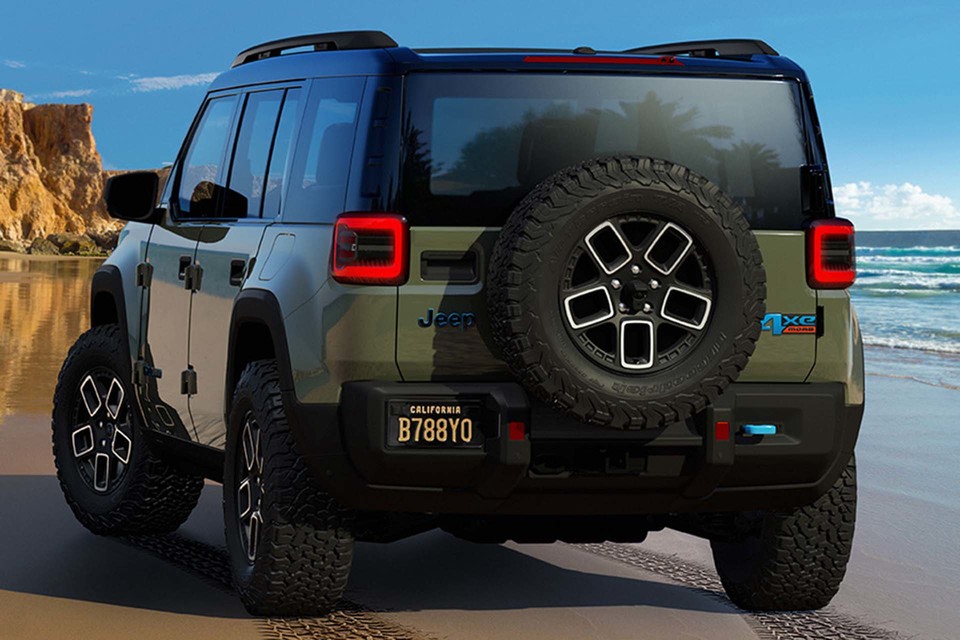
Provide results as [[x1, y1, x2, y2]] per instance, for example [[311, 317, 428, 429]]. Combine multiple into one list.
[[285, 381, 862, 515]]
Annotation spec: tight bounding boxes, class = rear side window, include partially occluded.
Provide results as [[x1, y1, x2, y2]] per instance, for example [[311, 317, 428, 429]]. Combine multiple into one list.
[[401, 73, 808, 229], [262, 88, 301, 218], [177, 95, 238, 218], [224, 88, 302, 219], [283, 77, 364, 223], [226, 90, 284, 218]]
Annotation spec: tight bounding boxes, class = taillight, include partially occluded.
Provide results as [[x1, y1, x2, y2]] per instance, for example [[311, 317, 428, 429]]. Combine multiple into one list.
[[806, 218, 855, 289], [331, 213, 408, 285]]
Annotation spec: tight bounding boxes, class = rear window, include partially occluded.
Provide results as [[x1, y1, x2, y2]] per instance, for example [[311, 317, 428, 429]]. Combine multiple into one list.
[[400, 73, 808, 229]]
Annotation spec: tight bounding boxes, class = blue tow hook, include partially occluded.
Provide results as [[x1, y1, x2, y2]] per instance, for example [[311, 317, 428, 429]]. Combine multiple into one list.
[[741, 424, 778, 436]]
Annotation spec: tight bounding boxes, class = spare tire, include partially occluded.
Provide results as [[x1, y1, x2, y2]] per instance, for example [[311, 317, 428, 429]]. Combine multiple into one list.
[[488, 156, 766, 429]]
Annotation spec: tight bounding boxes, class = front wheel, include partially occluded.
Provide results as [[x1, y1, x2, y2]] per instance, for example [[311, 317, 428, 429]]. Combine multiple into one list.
[[52, 324, 203, 535], [224, 360, 355, 616], [711, 456, 857, 611]]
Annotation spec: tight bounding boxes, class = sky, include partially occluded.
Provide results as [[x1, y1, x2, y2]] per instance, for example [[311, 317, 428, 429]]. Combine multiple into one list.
[[1, 0, 957, 230]]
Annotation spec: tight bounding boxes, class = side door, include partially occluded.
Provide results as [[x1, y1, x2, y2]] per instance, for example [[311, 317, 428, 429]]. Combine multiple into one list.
[[188, 86, 303, 448], [138, 92, 240, 441]]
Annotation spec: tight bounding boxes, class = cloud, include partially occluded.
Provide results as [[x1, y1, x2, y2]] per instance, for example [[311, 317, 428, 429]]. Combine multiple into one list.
[[129, 72, 218, 92], [3, 60, 25, 69], [834, 182, 960, 230], [45, 88, 94, 98]]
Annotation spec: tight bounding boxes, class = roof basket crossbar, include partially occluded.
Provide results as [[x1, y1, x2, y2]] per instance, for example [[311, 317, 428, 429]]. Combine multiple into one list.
[[232, 30, 398, 67], [624, 39, 778, 58]]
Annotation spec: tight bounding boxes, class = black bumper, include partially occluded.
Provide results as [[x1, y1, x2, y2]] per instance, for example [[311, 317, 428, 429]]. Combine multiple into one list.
[[285, 381, 862, 515]]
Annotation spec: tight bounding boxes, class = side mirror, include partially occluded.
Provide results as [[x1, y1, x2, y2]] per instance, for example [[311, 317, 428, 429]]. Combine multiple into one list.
[[104, 172, 162, 222]]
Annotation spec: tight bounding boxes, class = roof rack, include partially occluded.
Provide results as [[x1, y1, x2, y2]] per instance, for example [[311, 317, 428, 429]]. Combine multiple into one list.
[[624, 39, 778, 58], [232, 31, 398, 67]]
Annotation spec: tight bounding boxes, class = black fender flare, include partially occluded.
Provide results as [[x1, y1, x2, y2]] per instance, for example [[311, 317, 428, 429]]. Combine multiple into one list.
[[224, 289, 296, 420], [90, 264, 131, 352]]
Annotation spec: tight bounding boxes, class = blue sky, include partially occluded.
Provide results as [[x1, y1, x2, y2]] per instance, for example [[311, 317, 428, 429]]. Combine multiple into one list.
[[1, 0, 958, 229]]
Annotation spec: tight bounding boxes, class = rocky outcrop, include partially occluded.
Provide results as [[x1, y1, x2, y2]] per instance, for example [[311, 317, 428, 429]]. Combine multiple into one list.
[[0, 90, 127, 252]]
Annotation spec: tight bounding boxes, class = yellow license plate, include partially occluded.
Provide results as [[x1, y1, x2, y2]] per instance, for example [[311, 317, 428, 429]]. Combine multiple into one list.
[[386, 400, 484, 448]]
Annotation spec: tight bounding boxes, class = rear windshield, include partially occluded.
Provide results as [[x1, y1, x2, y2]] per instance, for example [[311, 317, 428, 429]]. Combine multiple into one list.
[[400, 73, 809, 229]]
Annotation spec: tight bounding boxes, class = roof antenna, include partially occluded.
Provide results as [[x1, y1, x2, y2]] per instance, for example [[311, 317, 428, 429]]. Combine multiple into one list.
[[573, 46, 596, 55]]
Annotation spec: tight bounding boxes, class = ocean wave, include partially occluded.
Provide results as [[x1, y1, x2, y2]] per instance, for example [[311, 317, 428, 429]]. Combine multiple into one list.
[[853, 288, 956, 298], [858, 256, 960, 271], [858, 245, 960, 255], [854, 277, 960, 292], [863, 335, 960, 355], [858, 267, 960, 277]]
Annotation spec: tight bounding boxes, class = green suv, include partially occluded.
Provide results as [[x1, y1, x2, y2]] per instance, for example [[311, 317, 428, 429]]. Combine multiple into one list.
[[52, 32, 863, 616]]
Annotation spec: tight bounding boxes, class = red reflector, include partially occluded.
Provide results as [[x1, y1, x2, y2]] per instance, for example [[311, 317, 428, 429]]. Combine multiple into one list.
[[508, 421, 526, 441], [807, 218, 856, 289], [331, 213, 408, 285], [715, 421, 731, 442], [523, 55, 682, 67]]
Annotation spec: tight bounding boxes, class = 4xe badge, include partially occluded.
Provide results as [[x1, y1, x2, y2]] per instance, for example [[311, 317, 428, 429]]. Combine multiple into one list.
[[762, 313, 817, 336]]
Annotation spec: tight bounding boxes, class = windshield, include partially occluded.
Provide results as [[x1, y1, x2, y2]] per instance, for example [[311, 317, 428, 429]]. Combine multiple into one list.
[[400, 72, 809, 229]]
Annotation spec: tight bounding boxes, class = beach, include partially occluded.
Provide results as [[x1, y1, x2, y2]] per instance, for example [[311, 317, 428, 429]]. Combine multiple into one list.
[[0, 252, 957, 639]]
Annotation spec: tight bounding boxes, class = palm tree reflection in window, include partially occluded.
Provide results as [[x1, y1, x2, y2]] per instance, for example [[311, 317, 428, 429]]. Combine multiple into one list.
[[402, 91, 786, 226]]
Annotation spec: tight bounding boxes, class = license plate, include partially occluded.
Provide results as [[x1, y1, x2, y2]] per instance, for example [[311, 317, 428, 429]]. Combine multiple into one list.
[[386, 400, 484, 448]]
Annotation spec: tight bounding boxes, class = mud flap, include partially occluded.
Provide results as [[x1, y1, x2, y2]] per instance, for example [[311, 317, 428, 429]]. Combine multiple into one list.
[[682, 405, 736, 499]]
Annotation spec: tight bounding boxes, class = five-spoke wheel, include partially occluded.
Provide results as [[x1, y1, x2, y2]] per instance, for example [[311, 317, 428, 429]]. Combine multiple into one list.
[[70, 368, 133, 493], [561, 214, 714, 373], [235, 414, 264, 562]]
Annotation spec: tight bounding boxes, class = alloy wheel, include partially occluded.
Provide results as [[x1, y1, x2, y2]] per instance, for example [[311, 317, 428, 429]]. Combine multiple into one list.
[[236, 414, 264, 563], [70, 368, 133, 493], [560, 214, 715, 374]]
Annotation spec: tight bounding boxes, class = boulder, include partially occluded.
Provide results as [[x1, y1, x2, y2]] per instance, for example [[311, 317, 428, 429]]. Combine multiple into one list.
[[0, 238, 24, 252], [29, 237, 60, 255], [47, 232, 100, 255]]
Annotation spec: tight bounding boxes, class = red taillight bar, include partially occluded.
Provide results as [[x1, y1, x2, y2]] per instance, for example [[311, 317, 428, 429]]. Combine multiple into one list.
[[331, 213, 409, 285], [806, 218, 856, 289]]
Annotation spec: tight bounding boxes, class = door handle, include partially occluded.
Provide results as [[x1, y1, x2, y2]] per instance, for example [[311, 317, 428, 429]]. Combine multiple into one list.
[[420, 250, 479, 283], [178, 255, 192, 280], [229, 259, 247, 287]]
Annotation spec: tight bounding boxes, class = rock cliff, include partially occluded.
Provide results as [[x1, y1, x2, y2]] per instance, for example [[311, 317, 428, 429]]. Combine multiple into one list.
[[0, 90, 124, 252]]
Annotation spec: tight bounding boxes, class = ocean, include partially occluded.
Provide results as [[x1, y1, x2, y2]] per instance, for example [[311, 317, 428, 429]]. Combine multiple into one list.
[[853, 229, 960, 390]]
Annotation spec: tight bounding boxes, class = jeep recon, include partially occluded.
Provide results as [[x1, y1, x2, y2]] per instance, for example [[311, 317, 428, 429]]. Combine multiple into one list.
[[52, 32, 863, 616]]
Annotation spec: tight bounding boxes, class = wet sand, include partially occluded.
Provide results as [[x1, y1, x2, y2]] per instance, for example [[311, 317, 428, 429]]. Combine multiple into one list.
[[0, 420, 758, 640], [1, 254, 952, 639]]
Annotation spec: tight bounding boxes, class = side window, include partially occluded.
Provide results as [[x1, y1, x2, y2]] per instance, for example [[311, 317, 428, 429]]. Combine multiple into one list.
[[283, 78, 364, 222], [225, 90, 284, 218], [261, 88, 301, 219], [177, 95, 238, 218]]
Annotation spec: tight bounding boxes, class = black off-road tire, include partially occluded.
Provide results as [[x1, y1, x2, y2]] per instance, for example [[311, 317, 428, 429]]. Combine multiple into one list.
[[52, 324, 203, 535], [488, 156, 766, 429], [224, 360, 355, 617], [711, 457, 858, 611]]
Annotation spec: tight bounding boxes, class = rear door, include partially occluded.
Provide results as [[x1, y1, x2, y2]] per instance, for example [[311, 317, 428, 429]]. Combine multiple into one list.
[[395, 72, 818, 382], [189, 86, 303, 448]]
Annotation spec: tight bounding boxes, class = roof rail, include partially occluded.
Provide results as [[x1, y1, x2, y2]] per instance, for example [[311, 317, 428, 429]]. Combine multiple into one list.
[[624, 39, 778, 58], [232, 31, 398, 67]]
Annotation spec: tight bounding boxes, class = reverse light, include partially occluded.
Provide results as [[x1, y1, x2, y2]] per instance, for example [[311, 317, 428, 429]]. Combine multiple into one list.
[[806, 218, 856, 289], [331, 213, 409, 285]]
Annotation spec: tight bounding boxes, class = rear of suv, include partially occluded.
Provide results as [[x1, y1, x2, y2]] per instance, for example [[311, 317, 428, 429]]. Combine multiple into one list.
[[52, 32, 863, 616]]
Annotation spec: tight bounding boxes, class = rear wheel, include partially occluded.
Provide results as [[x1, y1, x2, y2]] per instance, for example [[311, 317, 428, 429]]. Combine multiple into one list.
[[711, 457, 857, 611], [224, 360, 355, 616], [52, 324, 203, 535]]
